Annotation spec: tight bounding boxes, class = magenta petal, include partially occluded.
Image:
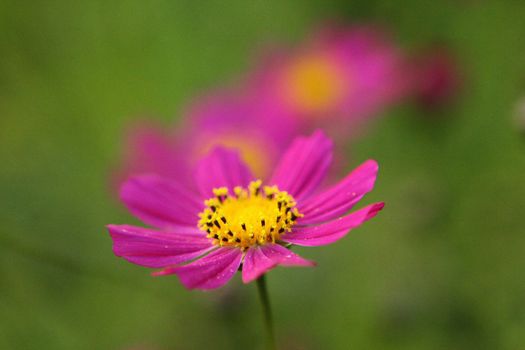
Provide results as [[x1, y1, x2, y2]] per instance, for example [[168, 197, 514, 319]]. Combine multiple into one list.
[[120, 175, 202, 229], [107, 224, 214, 268], [119, 122, 190, 185], [154, 248, 243, 290], [242, 244, 315, 283], [283, 202, 384, 246], [297, 160, 379, 225], [195, 147, 254, 198], [269, 130, 333, 200]]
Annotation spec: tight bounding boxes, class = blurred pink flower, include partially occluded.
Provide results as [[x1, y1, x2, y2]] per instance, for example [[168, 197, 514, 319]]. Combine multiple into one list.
[[249, 25, 409, 134], [114, 91, 297, 189], [107, 131, 383, 290], [182, 92, 297, 179], [411, 47, 463, 110]]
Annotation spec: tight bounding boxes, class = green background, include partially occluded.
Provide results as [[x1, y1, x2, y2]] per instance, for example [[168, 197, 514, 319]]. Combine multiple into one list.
[[1, 1, 525, 349]]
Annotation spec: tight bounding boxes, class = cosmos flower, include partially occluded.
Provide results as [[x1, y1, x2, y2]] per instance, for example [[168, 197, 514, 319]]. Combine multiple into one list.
[[107, 131, 384, 290], [181, 92, 297, 179], [114, 92, 297, 190], [249, 25, 409, 132]]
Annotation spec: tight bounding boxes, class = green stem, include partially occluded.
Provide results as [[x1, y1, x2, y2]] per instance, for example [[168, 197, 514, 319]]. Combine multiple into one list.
[[256, 274, 276, 350]]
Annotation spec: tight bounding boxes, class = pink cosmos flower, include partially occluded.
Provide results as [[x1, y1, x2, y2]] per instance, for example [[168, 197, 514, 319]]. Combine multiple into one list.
[[250, 25, 409, 133], [107, 131, 384, 290], [182, 92, 297, 179], [114, 92, 297, 190]]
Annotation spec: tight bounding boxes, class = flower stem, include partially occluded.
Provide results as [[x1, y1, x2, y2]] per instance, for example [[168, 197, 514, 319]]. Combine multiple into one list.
[[256, 274, 276, 350]]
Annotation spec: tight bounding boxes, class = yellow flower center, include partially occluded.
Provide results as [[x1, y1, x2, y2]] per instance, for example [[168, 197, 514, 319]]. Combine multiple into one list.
[[281, 53, 347, 117], [198, 180, 302, 249]]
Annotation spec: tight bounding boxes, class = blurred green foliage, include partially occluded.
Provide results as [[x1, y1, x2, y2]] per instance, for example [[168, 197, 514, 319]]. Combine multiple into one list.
[[1, 1, 525, 349]]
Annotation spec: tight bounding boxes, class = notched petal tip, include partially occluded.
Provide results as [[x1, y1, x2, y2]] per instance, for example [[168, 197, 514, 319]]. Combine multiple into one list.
[[363, 159, 379, 171], [367, 202, 385, 219]]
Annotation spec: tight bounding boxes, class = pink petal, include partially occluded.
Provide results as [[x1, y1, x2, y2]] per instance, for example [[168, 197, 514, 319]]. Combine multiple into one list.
[[242, 244, 315, 283], [119, 121, 189, 184], [297, 160, 378, 225], [269, 130, 333, 200], [120, 175, 203, 229], [194, 147, 254, 198], [282, 202, 384, 246], [154, 248, 243, 290], [107, 224, 214, 268]]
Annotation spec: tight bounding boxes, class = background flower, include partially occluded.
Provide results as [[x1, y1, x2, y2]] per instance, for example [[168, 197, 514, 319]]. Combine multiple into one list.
[[248, 25, 410, 136], [114, 90, 298, 190], [410, 46, 463, 111]]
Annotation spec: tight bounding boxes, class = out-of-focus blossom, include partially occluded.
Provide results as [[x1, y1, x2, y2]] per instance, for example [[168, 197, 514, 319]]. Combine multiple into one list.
[[411, 47, 463, 110], [249, 25, 409, 133], [182, 92, 297, 179], [114, 92, 297, 189], [107, 131, 384, 290], [113, 25, 409, 190]]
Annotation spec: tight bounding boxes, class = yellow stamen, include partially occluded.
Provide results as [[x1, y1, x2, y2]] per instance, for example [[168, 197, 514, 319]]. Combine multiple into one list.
[[198, 180, 303, 249]]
